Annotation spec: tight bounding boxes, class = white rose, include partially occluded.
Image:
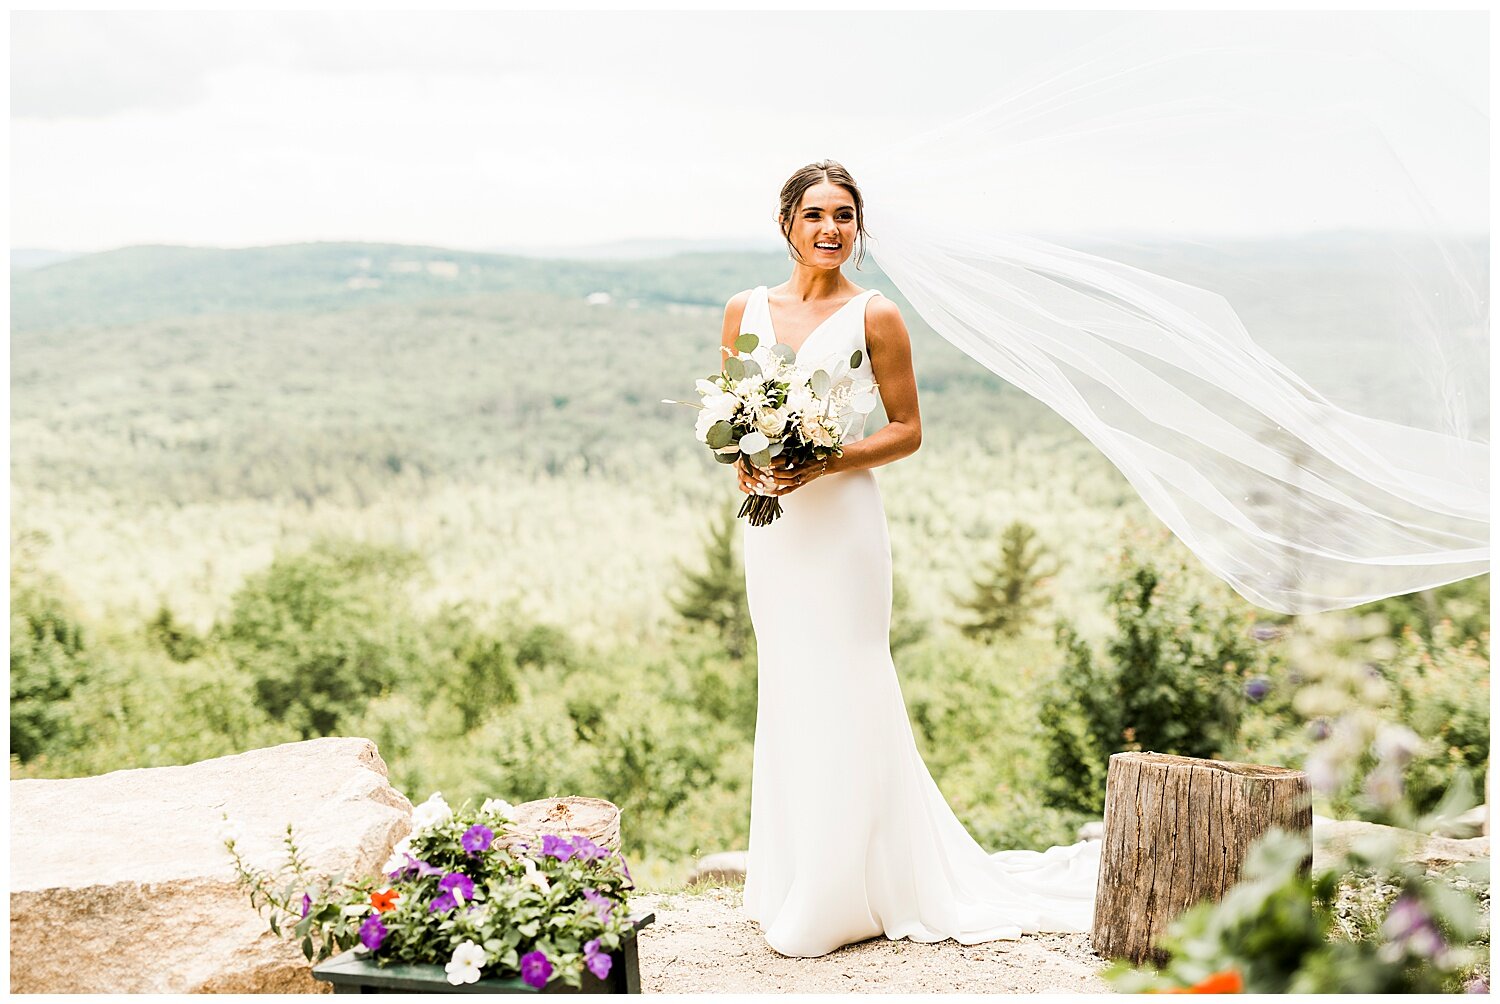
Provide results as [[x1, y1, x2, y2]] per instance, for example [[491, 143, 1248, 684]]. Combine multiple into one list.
[[754, 407, 787, 439]]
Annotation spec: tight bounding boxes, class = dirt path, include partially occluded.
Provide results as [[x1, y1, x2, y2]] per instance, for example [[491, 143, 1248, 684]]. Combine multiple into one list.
[[629, 886, 1114, 994]]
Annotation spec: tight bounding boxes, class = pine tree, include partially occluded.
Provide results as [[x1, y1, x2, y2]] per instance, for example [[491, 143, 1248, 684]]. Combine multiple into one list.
[[950, 519, 1059, 640], [669, 506, 754, 660]]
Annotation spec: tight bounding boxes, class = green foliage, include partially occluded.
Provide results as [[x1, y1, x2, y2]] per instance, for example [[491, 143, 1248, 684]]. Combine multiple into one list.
[[1382, 619, 1490, 817], [10, 553, 91, 763], [217, 536, 433, 738], [1361, 574, 1489, 652], [950, 519, 1059, 640], [1038, 531, 1263, 814]]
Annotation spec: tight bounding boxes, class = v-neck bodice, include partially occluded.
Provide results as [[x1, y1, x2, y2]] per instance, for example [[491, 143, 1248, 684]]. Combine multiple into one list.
[[741, 284, 884, 444]]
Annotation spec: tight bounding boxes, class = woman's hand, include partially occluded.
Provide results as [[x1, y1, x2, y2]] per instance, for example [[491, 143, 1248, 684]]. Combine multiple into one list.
[[764, 454, 830, 495]]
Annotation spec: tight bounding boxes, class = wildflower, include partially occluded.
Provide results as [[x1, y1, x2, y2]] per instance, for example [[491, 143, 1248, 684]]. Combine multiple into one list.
[[520, 949, 553, 989], [1363, 763, 1404, 810], [583, 937, 612, 980], [429, 891, 457, 914], [1305, 747, 1343, 795], [300, 893, 311, 918], [1466, 977, 1489, 993], [358, 914, 387, 952], [1380, 894, 1448, 962], [369, 888, 400, 913], [462, 823, 494, 856], [614, 849, 634, 886], [217, 814, 244, 846], [1373, 724, 1423, 767], [1243, 676, 1271, 703], [1306, 718, 1331, 742], [1251, 624, 1282, 642], [444, 940, 487, 986]]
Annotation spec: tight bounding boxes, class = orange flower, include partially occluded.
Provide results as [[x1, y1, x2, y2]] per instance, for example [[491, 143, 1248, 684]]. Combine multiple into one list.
[[1153, 969, 1243, 994], [370, 888, 401, 913]]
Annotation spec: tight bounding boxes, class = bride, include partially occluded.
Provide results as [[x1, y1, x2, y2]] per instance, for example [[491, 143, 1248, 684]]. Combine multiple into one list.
[[718, 161, 1101, 959]]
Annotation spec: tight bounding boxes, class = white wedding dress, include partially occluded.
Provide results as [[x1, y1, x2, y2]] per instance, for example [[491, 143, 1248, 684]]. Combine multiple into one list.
[[737, 283, 1103, 959]]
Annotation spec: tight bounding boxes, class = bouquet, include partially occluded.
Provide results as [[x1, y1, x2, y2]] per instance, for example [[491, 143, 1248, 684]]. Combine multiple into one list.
[[663, 330, 879, 526], [221, 792, 637, 990]]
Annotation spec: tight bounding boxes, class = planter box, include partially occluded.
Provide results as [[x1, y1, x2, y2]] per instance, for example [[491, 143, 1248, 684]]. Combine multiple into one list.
[[311, 912, 655, 994]]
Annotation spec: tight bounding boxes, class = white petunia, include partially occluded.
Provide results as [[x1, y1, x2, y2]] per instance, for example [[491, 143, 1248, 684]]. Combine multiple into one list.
[[479, 798, 515, 821], [381, 834, 414, 874], [411, 792, 453, 835], [521, 856, 551, 893], [444, 940, 488, 986], [341, 903, 372, 917]]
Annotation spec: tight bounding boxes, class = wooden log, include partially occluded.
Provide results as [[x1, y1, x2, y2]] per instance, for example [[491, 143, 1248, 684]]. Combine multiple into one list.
[[1091, 751, 1311, 966]]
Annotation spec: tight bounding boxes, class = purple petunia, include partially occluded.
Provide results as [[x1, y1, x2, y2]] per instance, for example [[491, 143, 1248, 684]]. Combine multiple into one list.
[[429, 892, 457, 914], [358, 914, 388, 952], [388, 852, 444, 882], [614, 849, 634, 887], [440, 870, 475, 903], [540, 833, 575, 862], [581, 887, 614, 923], [520, 950, 553, 989], [301, 892, 312, 918], [574, 835, 612, 861], [583, 937, 612, 980], [462, 823, 494, 856]]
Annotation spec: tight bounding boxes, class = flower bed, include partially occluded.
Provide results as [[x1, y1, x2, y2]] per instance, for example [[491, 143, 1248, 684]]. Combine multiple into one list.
[[224, 792, 642, 991]]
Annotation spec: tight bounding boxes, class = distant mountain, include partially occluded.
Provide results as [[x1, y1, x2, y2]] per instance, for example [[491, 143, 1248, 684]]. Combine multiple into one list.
[[484, 236, 782, 260], [9, 240, 788, 331], [11, 248, 87, 271]]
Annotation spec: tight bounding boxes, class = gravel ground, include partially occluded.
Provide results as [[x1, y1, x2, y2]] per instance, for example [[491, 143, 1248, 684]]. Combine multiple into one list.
[[629, 886, 1115, 994]]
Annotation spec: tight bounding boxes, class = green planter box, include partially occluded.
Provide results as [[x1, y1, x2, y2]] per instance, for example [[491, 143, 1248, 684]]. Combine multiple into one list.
[[311, 912, 655, 994]]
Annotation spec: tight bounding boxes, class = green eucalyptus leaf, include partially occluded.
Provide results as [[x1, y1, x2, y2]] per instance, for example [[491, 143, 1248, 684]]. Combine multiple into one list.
[[771, 343, 796, 364], [713, 451, 740, 464], [850, 348, 863, 368], [811, 370, 831, 397], [740, 358, 762, 378], [752, 448, 772, 467], [706, 421, 733, 449], [735, 332, 759, 353], [723, 356, 744, 380]]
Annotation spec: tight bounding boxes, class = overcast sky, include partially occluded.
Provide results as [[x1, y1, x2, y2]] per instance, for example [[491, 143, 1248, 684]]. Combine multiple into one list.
[[10, 10, 1489, 253]]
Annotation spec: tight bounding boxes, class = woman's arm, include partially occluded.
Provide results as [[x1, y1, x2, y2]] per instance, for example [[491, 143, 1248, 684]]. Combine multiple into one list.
[[823, 296, 922, 474]]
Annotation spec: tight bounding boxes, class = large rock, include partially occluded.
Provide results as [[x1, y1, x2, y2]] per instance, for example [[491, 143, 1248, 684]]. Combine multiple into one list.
[[1312, 814, 1489, 872], [11, 737, 412, 993]]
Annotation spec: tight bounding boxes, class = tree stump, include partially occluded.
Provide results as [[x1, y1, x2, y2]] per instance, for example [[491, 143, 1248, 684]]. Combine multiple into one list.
[[1091, 751, 1311, 966], [496, 795, 623, 855]]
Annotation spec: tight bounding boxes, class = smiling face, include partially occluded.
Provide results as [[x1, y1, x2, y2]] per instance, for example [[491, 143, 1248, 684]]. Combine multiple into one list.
[[783, 180, 857, 269]]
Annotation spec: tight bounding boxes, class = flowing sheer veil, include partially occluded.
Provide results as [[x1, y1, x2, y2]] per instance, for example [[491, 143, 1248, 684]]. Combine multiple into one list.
[[840, 14, 1487, 614]]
